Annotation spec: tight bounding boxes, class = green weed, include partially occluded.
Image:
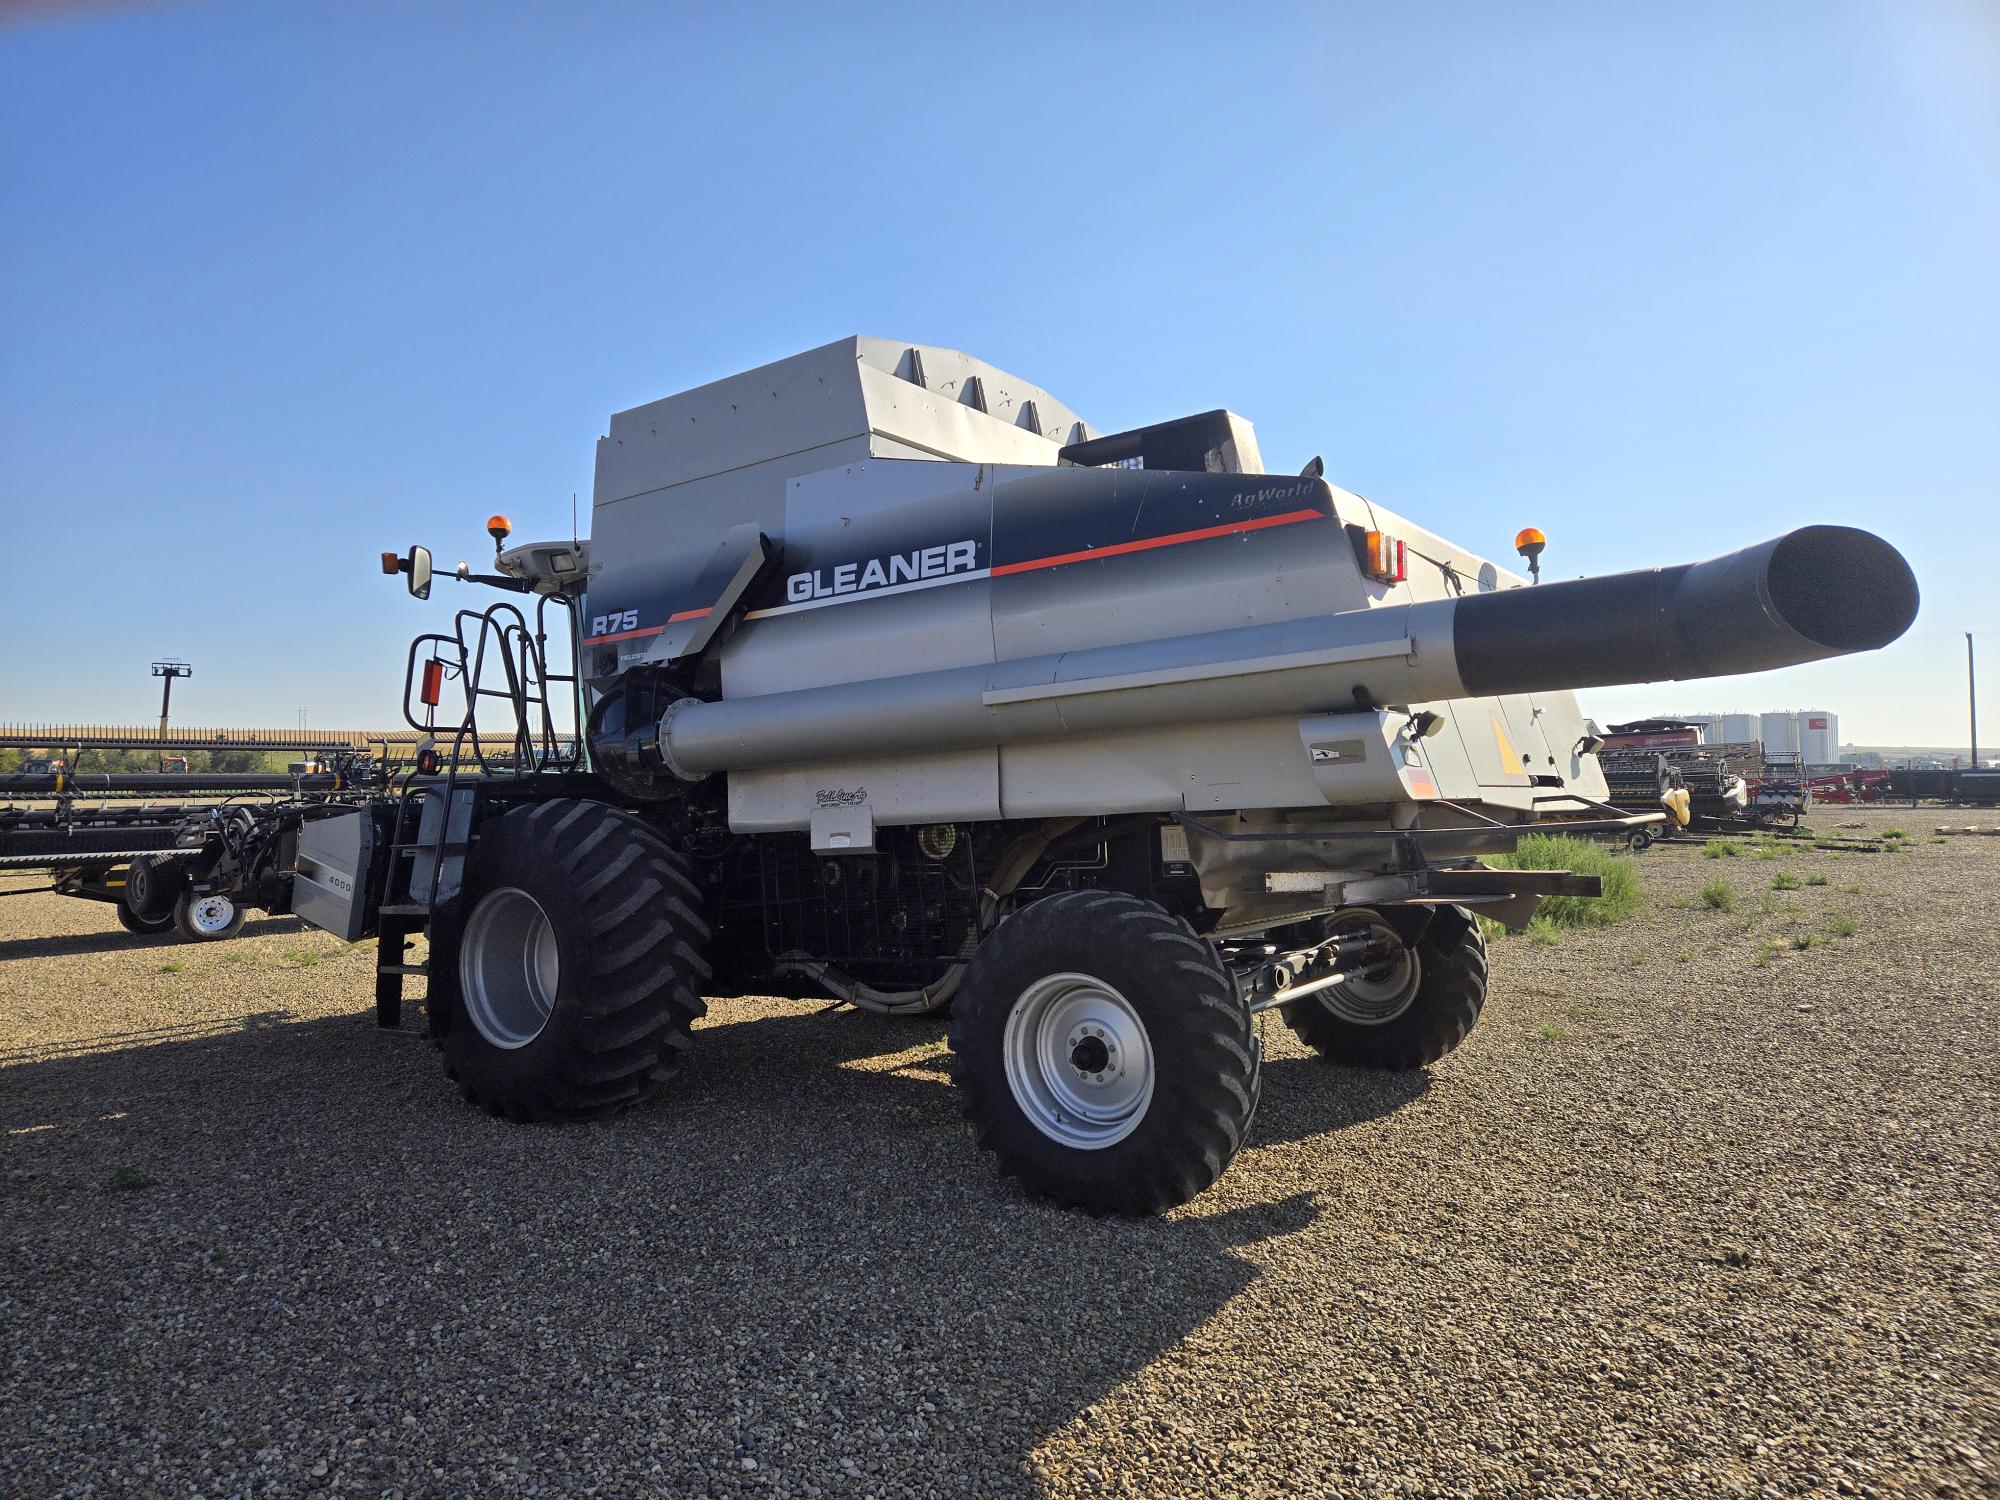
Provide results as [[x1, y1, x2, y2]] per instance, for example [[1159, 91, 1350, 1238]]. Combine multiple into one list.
[[1492, 835, 1646, 929], [1700, 878, 1737, 912]]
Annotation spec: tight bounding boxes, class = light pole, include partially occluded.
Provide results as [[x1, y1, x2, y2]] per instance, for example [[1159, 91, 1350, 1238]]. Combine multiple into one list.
[[1970, 633, 1979, 771], [151, 660, 192, 738]]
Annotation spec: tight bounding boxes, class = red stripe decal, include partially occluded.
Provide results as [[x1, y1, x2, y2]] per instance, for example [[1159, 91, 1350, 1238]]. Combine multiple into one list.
[[581, 624, 666, 646], [668, 607, 711, 623], [990, 507, 1323, 577]]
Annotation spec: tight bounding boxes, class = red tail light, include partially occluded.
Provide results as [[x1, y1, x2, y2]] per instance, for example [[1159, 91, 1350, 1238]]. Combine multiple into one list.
[[420, 659, 444, 707]]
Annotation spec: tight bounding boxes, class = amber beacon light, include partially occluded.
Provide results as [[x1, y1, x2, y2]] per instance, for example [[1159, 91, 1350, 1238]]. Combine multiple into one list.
[[1514, 526, 1547, 584]]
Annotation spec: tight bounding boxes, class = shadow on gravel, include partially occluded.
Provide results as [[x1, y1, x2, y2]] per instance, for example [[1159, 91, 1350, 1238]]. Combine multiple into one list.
[[0, 914, 303, 962], [2, 998, 1426, 1496]]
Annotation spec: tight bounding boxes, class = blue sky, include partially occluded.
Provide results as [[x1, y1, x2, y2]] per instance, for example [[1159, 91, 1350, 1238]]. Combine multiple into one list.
[[2, 1, 1994, 748]]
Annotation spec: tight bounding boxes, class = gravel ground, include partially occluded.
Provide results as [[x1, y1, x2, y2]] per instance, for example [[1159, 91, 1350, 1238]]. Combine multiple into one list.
[[2, 805, 1996, 1498]]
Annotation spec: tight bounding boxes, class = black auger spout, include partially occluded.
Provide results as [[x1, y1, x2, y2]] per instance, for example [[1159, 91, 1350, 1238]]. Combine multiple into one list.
[[1449, 525, 1919, 698]]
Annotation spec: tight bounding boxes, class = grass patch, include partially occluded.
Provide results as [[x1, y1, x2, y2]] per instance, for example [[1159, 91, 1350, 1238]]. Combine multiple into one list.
[[1804, 873, 1829, 886], [281, 947, 320, 968], [1882, 828, 1906, 840], [1526, 920, 1562, 947], [1770, 872, 1801, 891], [1700, 877, 1738, 912], [109, 1166, 156, 1192], [1791, 932, 1819, 951], [1674, 947, 1693, 963], [158, 960, 184, 974], [1493, 834, 1645, 928], [1754, 844, 1784, 861], [1702, 839, 1738, 859], [1628, 948, 1651, 967], [1827, 914, 1858, 938], [1535, 1023, 1570, 1042], [1566, 1003, 1603, 1021]]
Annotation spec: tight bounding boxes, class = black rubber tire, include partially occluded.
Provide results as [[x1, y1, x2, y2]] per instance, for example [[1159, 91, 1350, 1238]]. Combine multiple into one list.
[[172, 889, 246, 942], [116, 902, 176, 936], [950, 891, 1261, 1216], [124, 854, 182, 920], [436, 798, 709, 1123], [1283, 905, 1487, 1070]]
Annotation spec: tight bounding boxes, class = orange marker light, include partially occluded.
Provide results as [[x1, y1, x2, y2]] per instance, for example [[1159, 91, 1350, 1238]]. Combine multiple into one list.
[[420, 658, 444, 707], [487, 514, 513, 546], [1362, 529, 1407, 584], [381, 551, 401, 575], [1514, 526, 1547, 584]]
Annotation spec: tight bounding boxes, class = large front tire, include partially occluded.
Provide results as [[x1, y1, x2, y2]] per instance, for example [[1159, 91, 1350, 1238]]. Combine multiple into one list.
[[436, 799, 709, 1122], [951, 891, 1260, 1216], [1283, 905, 1487, 1070]]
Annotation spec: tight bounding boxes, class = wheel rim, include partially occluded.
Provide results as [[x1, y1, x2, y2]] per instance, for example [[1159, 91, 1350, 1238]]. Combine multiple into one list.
[[460, 887, 560, 1050], [187, 894, 236, 935], [1315, 914, 1421, 1025], [1002, 972, 1155, 1150]]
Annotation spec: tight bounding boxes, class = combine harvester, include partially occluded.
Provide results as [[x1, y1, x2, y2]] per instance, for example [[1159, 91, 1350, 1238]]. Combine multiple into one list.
[[268, 337, 1915, 1212]]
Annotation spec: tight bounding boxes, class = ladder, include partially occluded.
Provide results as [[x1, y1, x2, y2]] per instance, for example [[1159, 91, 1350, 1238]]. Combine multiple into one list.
[[373, 596, 580, 1029]]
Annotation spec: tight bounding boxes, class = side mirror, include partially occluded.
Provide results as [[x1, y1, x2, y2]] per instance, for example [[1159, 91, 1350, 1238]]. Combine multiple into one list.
[[407, 545, 432, 600]]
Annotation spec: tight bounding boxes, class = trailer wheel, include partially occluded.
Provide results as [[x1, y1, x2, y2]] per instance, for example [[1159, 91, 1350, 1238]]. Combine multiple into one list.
[[435, 798, 709, 1123], [173, 889, 246, 942], [125, 854, 182, 921], [116, 903, 175, 936], [950, 891, 1260, 1216], [1282, 905, 1486, 1070]]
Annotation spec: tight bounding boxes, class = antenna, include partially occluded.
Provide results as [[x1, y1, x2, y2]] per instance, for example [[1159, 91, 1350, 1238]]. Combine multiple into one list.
[[571, 491, 579, 548]]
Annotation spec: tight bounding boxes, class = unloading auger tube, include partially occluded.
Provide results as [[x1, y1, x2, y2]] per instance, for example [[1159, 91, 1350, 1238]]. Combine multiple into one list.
[[639, 525, 1917, 779]]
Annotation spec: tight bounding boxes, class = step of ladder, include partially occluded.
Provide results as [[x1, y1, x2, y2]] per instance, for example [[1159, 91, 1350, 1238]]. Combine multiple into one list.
[[377, 962, 428, 977]]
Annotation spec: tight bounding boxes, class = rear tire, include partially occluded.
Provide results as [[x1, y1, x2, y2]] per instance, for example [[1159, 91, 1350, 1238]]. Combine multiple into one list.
[[951, 891, 1260, 1216], [173, 889, 246, 942], [436, 799, 709, 1122], [1283, 905, 1487, 1070]]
